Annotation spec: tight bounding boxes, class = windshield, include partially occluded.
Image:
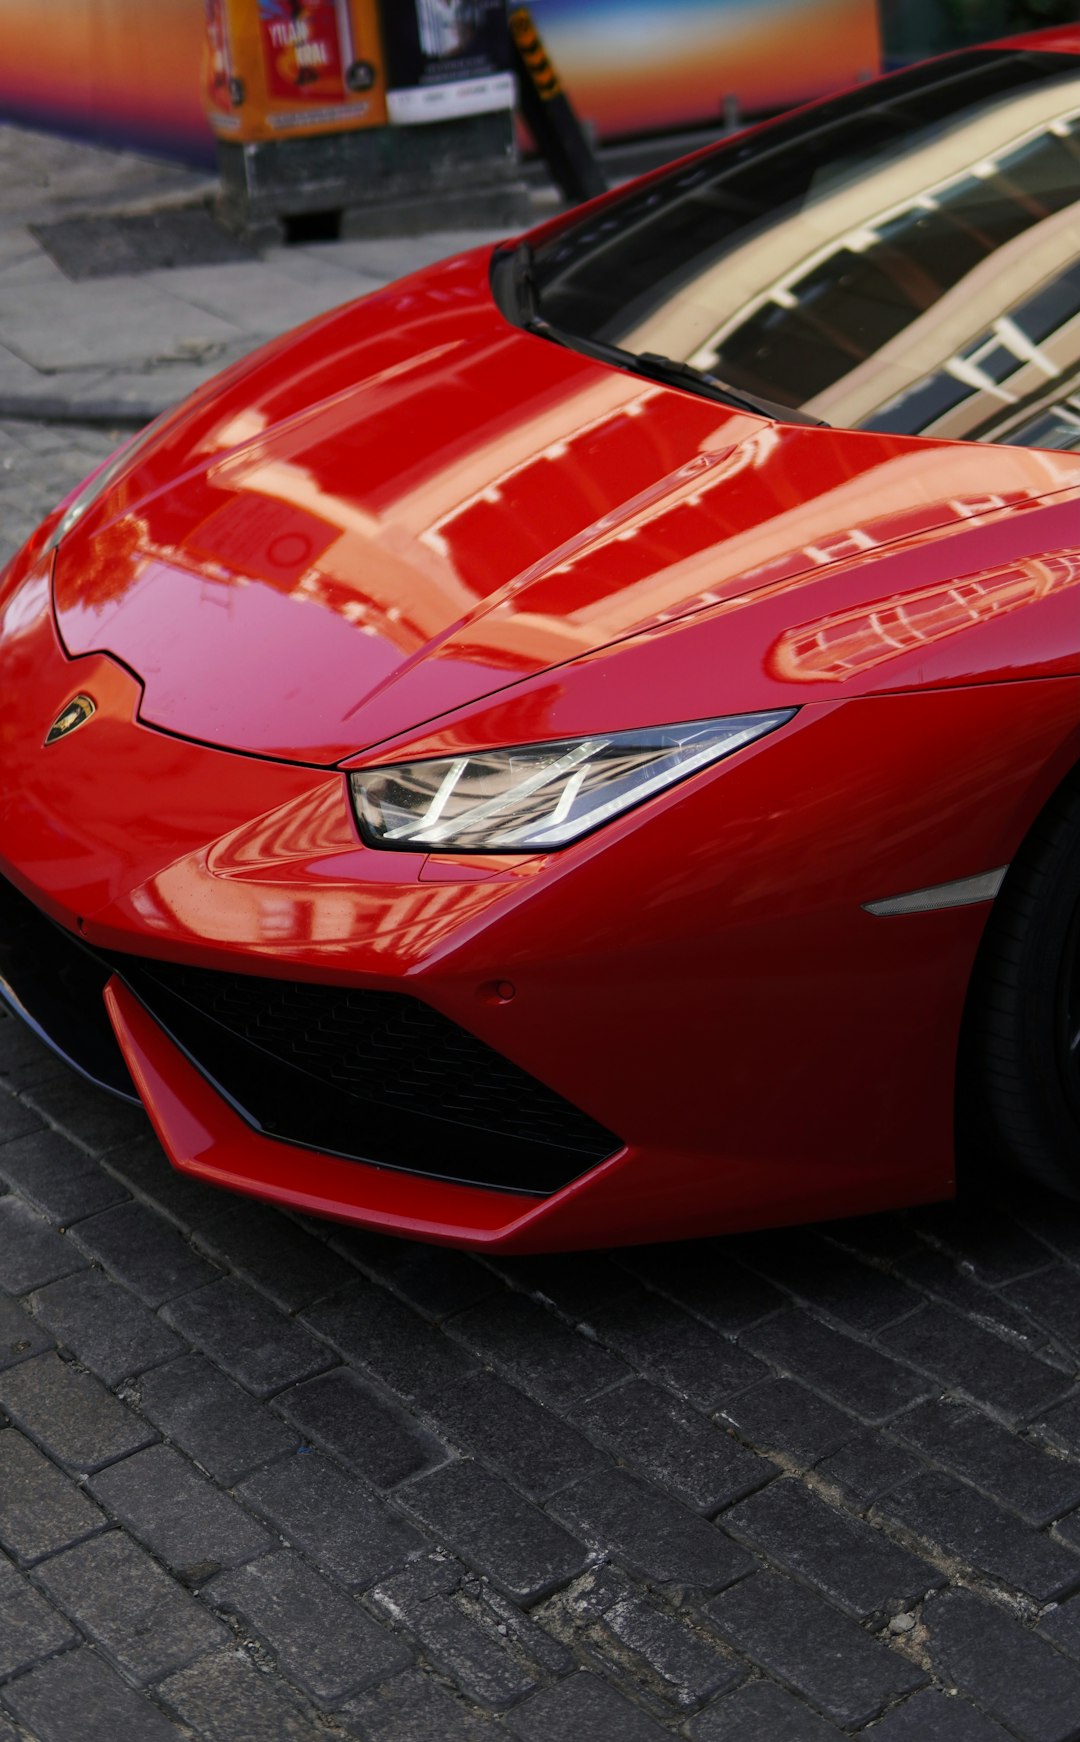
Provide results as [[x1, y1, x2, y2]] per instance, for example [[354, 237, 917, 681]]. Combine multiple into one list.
[[528, 48, 1080, 448]]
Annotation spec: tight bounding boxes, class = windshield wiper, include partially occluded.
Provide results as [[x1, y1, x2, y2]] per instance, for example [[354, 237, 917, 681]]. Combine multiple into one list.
[[496, 243, 828, 428], [630, 350, 827, 426]]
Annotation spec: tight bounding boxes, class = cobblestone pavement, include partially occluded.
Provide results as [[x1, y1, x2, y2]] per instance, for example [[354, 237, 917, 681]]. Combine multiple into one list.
[[6, 424, 1080, 1742]]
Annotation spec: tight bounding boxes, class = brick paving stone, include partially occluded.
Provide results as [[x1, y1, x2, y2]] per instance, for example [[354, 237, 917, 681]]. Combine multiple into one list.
[[399, 1459, 588, 1605], [548, 1469, 754, 1594], [0, 1194, 85, 1293], [0, 1648, 183, 1742], [1029, 1394, 1080, 1461], [468, 1579, 574, 1678], [447, 1293, 628, 1411], [924, 1587, 1080, 1742], [0, 1019, 69, 1093], [326, 1226, 495, 1320], [427, 1368, 609, 1503], [689, 1678, 844, 1740], [71, 1200, 220, 1306], [304, 1278, 480, 1404], [888, 1245, 1047, 1348], [237, 1448, 423, 1588], [0, 1430, 105, 1564], [865, 1687, 1016, 1740], [724, 1477, 942, 1620], [703, 1570, 927, 1728], [22, 1073, 147, 1155], [190, 1199, 356, 1312], [551, 1562, 636, 1626], [156, 1647, 324, 1741], [487, 1250, 638, 1320], [32, 1529, 228, 1684], [29, 1268, 183, 1384], [0, 1350, 156, 1471], [574, 1378, 773, 1513], [162, 1277, 334, 1397], [814, 1431, 926, 1507], [339, 1666, 499, 1741], [617, 1242, 785, 1334], [89, 1442, 271, 1579], [596, 1591, 743, 1709], [0, 1012, 64, 1089], [0, 1550, 77, 1678], [208, 1548, 411, 1705], [717, 1377, 857, 1465], [0, 1127, 129, 1222], [1039, 1591, 1080, 1660], [815, 1222, 923, 1268], [737, 1231, 921, 1332], [0, 1096, 44, 1144], [913, 1201, 1054, 1284], [104, 1133, 225, 1226], [137, 1351, 298, 1484], [504, 1671, 673, 1741], [889, 1396, 1080, 1525], [874, 1468, 1080, 1602], [276, 1367, 445, 1488], [881, 1304, 1073, 1423], [586, 1289, 767, 1410], [1003, 1265, 1080, 1364], [370, 1555, 538, 1707], [0, 1289, 52, 1369], [1048, 1506, 1080, 1554], [741, 1311, 929, 1423]]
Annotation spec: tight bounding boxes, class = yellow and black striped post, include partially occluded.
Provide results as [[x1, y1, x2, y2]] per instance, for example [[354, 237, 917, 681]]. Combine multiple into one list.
[[509, 6, 607, 206]]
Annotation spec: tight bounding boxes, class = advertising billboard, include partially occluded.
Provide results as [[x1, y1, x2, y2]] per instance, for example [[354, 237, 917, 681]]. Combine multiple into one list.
[[380, 1, 516, 125]]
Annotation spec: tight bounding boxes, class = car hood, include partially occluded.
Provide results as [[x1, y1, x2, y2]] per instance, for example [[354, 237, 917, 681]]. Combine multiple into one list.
[[53, 247, 1080, 765]]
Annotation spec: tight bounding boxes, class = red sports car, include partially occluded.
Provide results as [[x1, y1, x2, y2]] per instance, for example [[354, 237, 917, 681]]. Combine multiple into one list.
[[2, 29, 1079, 1250]]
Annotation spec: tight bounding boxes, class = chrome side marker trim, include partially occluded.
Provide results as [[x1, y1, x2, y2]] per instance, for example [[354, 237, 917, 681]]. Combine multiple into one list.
[[864, 866, 1008, 917]]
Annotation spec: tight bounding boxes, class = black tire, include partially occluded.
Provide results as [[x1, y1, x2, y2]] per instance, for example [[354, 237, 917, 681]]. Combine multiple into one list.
[[968, 772, 1080, 1196]]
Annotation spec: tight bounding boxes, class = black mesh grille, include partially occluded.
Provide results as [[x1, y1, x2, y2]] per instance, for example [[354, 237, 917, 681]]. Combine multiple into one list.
[[0, 869, 620, 1197], [136, 962, 613, 1156], [115, 958, 620, 1195], [0, 873, 134, 1099]]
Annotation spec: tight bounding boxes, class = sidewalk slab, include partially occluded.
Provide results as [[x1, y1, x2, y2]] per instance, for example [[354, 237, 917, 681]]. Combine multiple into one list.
[[138, 260, 366, 338], [0, 124, 212, 225], [0, 275, 245, 372]]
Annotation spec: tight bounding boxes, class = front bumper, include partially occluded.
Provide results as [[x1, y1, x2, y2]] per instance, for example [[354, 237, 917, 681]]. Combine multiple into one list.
[[5, 542, 1076, 1249]]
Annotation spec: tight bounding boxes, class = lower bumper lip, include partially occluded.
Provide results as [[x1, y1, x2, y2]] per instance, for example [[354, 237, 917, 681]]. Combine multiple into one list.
[[105, 976, 549, 1248]]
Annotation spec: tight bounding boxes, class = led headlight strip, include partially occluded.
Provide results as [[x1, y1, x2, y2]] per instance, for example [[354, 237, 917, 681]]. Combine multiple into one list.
[[350, 710, 795, 853]]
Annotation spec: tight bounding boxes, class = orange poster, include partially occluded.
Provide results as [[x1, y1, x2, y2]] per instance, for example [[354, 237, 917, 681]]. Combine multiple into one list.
[[204, 0, 386, 142]]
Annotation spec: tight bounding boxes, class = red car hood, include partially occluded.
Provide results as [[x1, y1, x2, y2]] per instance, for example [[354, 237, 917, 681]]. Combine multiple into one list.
[[53, 248, 1080, 765]]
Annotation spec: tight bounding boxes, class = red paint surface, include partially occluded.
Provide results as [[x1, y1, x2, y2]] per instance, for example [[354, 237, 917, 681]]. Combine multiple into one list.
[[52, 249, 1080, 765]]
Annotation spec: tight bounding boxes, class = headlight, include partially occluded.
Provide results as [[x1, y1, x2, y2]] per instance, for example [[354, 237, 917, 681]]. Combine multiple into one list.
[[350, 711, 795, 853], [44, 414, 167, 553]]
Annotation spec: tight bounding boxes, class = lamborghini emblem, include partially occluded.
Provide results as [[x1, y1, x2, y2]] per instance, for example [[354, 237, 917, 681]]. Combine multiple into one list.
[[45, 694, 96, 745]]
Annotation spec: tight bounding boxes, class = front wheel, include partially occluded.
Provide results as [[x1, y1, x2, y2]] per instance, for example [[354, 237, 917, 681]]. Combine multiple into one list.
[[967, 775, 1080, 1197]]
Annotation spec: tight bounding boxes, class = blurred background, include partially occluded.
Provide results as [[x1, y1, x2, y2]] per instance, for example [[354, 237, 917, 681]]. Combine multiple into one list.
[[0, 0, 1075, 171]]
